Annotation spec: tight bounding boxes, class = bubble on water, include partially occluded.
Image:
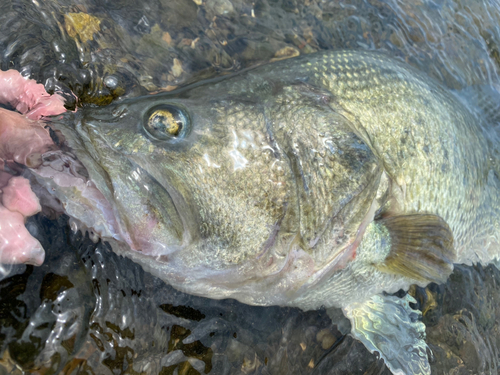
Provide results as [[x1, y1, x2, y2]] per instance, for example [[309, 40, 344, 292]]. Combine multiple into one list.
[[104, 75, 119, 90]]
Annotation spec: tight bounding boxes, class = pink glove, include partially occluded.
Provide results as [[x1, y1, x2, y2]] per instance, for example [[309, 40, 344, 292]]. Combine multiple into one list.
[[0, 70, 69, 266]]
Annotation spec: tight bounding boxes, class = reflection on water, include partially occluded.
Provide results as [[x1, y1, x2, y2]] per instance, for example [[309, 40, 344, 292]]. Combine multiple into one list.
[[2, 0, 500, 99], [3, 215, 500, 374], [1, 0, 500, 373], [1, 215, 358, 375]]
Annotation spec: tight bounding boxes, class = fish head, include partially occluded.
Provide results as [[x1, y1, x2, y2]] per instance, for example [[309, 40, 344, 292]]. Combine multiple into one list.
[[68, 77, 383, 305]]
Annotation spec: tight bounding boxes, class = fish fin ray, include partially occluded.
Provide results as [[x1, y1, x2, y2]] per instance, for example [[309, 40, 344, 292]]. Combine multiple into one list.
[[343, 294, 431, 375], [376, 214, 455, 284]]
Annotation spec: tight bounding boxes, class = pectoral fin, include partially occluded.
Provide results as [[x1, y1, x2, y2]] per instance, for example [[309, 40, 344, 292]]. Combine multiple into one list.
[[361, 214, 456, 284], [343, 294, 430, 375]]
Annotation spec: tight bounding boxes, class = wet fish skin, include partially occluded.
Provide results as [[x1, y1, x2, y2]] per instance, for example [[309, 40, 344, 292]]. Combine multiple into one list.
[[50, 50, 499, 311]]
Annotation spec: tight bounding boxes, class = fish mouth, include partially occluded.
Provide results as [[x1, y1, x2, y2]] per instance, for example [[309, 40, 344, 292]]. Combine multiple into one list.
[[83, 122, 187, 256], [31, 112, 186, 258]]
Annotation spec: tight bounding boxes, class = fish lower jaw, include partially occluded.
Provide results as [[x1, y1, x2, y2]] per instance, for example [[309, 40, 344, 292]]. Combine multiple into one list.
[[27, 156, 134, 255], [66, 209, 177, 258]]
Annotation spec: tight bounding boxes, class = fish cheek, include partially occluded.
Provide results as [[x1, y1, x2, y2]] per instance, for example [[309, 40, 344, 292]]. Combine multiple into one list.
[[170, 103, 294, 269]]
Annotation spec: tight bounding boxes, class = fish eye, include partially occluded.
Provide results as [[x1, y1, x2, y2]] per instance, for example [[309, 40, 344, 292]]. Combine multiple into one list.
[[144, 105, 190, 140]]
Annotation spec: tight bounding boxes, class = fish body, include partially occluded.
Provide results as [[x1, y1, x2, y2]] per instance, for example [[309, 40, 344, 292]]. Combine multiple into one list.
[[35, 50, 500, 374]]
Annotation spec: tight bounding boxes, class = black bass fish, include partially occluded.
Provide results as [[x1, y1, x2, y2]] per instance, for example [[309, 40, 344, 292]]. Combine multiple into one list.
[[29, 50, 500, 374]]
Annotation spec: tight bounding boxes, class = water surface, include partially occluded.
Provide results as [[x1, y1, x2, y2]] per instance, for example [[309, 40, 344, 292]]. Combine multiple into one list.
[[2, 0, 500, 373]]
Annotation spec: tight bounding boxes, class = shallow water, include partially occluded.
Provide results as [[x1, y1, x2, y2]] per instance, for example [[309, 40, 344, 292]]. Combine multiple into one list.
[[2, 0, 500, 374]]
